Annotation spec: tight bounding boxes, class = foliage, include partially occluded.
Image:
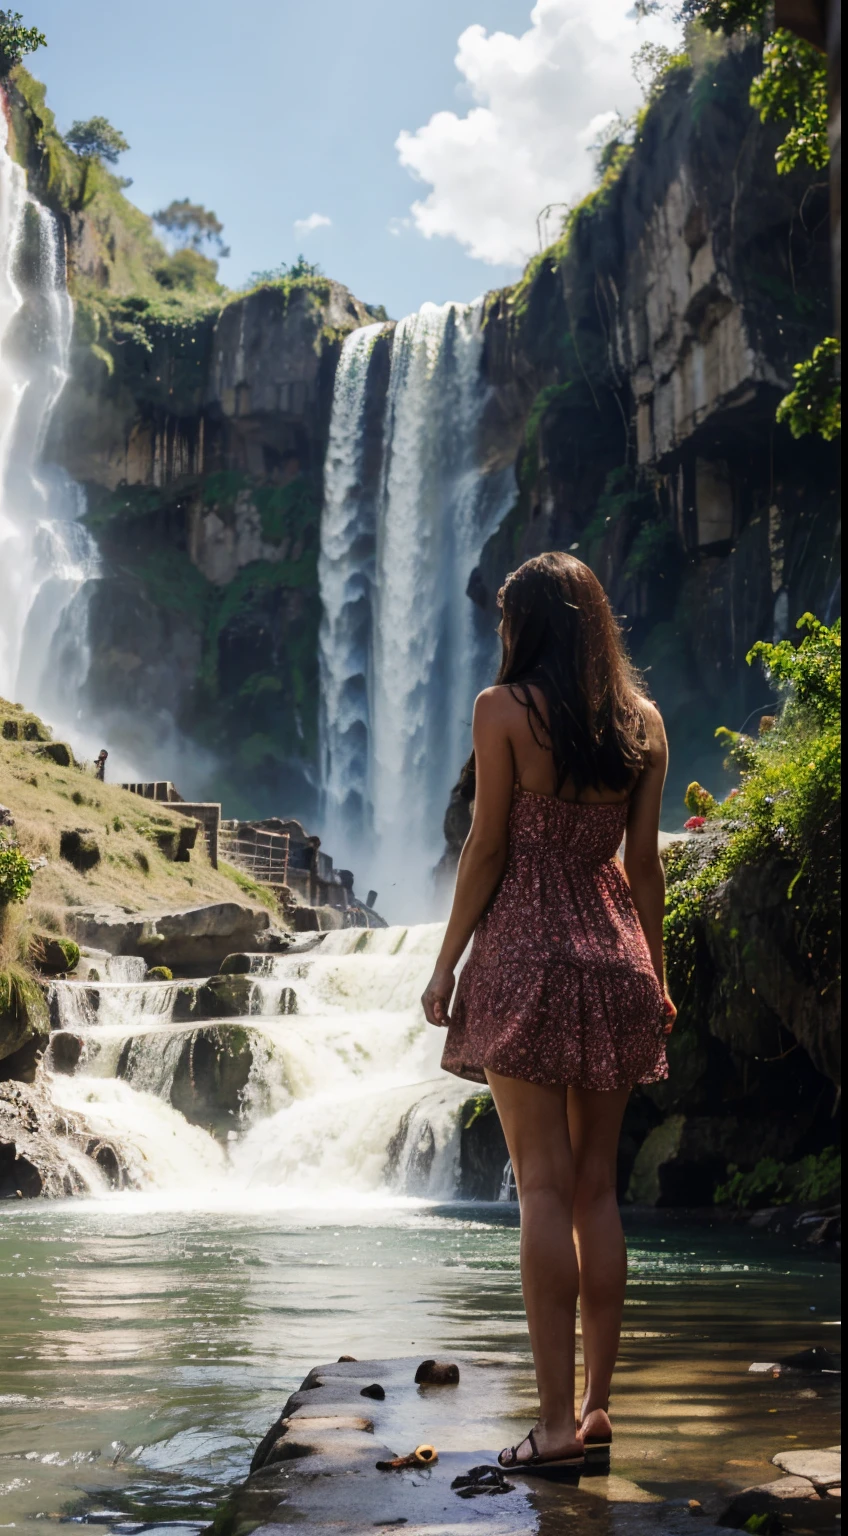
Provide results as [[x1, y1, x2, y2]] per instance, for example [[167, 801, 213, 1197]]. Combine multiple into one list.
[[145, 965, 173, 981], [776, 337, 841, 441], [681, 0, 829, 179], [463, 1091, 495, 1130], [0, 8, 45, 74], [715, 1147, 840, 1207], [153, 248, 222, 294], [632, 42, 691, 100], [664, 614, 841, 1001], [250, 254, 323, 284], [750, 30, 828, 174], [153, 197, 229, 257], [65, 115, 129, 163], [217, 860, 280, 914], [684, 782, 717, 815], [0, 843, 33, 905], [623, 518, 677, 581]]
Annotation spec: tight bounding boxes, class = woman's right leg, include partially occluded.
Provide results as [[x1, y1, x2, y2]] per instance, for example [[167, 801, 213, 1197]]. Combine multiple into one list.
[[567, 1085, 630, 1436], [485, 1069, 582, 1461]]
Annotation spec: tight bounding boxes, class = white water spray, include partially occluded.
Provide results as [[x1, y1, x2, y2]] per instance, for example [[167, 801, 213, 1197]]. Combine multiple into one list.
[[0, 105, 99, 746], [50, 925, 478, 1206]]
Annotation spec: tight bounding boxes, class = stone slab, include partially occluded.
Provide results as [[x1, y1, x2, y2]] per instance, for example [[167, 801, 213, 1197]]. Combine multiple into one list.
[[773, 1445, 841, 1487]]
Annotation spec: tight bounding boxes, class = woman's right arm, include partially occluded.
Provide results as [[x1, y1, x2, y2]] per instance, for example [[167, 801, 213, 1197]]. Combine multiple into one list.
[[623, 703, 676, 1030]]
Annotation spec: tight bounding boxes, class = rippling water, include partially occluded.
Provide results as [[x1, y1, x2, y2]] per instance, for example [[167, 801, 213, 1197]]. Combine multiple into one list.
[[0, 1200, 840, 1533]]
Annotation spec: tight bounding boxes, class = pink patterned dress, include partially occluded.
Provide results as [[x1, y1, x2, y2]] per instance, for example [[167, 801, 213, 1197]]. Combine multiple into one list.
[[440, 786, 669, 1090]]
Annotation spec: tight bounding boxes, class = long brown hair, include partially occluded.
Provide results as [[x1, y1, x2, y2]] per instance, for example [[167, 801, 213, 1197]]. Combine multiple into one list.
[[462, 552, 648, 799]]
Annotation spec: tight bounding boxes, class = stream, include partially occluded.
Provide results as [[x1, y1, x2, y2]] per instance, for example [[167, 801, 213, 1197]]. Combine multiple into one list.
[[0, 1201, 840, 1532]]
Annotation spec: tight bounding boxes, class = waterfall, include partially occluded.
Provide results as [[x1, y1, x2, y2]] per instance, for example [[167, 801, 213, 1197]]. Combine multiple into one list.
[[318, 301, 513, 920], [0, 104, 99, 749]]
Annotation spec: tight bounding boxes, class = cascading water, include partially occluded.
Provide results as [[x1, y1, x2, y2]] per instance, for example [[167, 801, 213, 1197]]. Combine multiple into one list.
[[0, 105, 100, 749], [318, 301, 513, 919], [48, 924, 480, 1206]]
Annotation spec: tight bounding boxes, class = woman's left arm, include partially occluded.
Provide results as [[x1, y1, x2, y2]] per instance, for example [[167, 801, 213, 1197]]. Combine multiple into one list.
[[421, 689, 514, 1026]]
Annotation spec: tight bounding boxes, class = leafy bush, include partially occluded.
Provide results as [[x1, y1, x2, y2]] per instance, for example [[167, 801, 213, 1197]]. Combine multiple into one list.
[[715, 1147, 841, 1208], [750, 30, 829, 174], [777, 337, 841, 442], [0, 844, 33, 905], [665, 614, 841, 998], [0, 8, 46, 74], [145, 965, 173, 982]]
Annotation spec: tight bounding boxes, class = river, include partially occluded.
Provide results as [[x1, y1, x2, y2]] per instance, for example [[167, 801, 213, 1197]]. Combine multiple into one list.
[[0, 1199, 839, 1532]]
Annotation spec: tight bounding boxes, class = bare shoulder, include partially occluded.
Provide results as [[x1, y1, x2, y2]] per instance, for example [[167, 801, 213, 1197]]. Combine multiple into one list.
[[638, 696, 668, 762], [474, 685, 521, 724]]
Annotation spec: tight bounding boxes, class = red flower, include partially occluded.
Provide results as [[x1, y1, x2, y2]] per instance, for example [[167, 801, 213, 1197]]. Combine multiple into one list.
[[684, 815, 707, 831]]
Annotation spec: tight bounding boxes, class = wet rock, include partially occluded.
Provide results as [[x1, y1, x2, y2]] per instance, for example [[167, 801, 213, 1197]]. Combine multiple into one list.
[[66, 900, 284, 973], [219, 952, 255, 975], [718, 1475, 822, 1528], [458, 1089, 508, 1200], [196, 975, 255, 1018], [48, 1031, 84, 1074], [0, 972, 50, 1078], [144, 965, 173, 981], [773, 1447, 841, 1487], [359, 1383, 385, 1400], [59, 827, 101, 872], [0, 1077, 131, 1199], [414, 1358, 460, 1385], [171, 983, 198, 1022]]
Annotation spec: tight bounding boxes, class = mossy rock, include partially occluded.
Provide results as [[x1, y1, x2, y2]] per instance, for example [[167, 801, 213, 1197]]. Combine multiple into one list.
[[59, 828, 102, 872], [219, 952, 254, 975], [145, 965, 173, 982], [30, 935, 81, 975], [195, 975, 255, 1018], [0, 968, 50, 1071], [172, 984, 198, 1022]]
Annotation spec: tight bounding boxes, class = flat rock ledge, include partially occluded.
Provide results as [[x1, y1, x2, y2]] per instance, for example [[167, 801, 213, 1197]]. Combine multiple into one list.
[[718, 1445, 841, 1529], [206, 1355, 719, 1535]]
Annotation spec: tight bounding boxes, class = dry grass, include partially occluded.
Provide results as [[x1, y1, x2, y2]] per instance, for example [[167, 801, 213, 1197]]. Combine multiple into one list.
[[0, 698, 280, 931]]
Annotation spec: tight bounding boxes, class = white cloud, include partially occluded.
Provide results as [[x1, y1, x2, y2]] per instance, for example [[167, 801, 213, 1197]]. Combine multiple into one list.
[[395, 0, 682, 266], [293, 212, 332, 235]]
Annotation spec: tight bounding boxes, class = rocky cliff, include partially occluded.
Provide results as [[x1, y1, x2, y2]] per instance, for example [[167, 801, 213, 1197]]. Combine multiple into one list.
[[469, 40, 839, 819]]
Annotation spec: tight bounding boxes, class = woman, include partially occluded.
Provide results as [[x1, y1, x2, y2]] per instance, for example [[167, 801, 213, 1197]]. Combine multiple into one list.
[[421, 552, 675, 1478]]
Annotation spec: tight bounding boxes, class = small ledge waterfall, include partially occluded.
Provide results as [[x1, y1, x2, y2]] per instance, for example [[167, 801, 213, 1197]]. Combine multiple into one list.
[[0, 110, 99, 745], [319, 300, 513, 917]]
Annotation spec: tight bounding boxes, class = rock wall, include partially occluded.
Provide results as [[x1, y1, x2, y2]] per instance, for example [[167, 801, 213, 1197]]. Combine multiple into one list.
[[472, 41, 840, 819]]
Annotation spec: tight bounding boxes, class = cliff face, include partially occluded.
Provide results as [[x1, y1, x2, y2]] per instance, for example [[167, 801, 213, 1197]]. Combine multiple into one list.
[[48, 280, 376, 815], [472, 42, 839, 818]]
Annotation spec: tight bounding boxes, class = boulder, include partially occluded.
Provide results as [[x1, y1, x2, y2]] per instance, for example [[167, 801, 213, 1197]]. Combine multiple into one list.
[[626, 1113, 789, 1206], [772, 1448, 841, 1488], [0, 970, 50, 1078], [458, 1090, 509, 1200], [48, 1032, 84, 1074], [0, 1077, 131, 1198], [195, 975, 255, 1018], [65, 901, 283, 973], [35, 741, 75, 768], [30, 935, 80, 975], [116, 1023, 261, 1136], [59, 828, 101, 872]]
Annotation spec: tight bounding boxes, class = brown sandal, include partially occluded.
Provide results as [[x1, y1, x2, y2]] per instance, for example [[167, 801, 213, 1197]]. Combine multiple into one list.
[[498, 1428, 585, 1480]]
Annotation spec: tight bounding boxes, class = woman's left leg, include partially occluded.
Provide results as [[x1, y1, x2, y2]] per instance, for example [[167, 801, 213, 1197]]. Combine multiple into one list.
[[485, 1069, 582, 1461]]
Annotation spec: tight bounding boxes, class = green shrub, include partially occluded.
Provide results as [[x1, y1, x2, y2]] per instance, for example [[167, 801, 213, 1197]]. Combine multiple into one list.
[[145, 965, 173, 982], [665, 614, 841, 999], [777, 338, 841, 442], [0, 844, 33, 905], [715, 1148, 840, 1208]]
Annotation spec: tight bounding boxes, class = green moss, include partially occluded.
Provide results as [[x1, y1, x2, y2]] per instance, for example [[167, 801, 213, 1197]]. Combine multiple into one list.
[[145, 965, 173, 981], [217, 860, 280, 913], [715, 1147, 840, 1207]]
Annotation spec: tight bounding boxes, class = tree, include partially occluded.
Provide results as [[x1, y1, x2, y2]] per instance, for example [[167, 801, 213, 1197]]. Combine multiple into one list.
[[249, 254, 324, 284], [0, 8, 46, 76], [65, 115, 129, 163], [152, 198, 230, 257]]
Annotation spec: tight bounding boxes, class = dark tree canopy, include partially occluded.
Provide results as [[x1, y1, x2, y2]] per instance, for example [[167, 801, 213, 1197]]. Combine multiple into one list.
[[152, 198, 230, 257], [0, 9, 46, 76], [65, 115, 130, 163]]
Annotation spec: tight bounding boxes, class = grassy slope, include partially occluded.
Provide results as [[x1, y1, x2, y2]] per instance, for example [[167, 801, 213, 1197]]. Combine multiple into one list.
[[0, 700, 278, 926]]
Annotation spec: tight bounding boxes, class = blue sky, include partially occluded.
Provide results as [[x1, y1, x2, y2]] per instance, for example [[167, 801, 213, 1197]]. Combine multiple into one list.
[[26, 0, 680, 319]]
